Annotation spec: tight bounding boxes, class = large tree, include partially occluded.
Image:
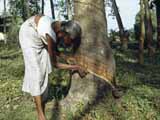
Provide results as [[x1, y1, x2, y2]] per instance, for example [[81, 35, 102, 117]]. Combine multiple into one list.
[[58, 0, 116, 118]]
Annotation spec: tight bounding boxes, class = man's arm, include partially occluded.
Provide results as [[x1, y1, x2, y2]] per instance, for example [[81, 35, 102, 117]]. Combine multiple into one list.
[[46, 34, 80, 70]]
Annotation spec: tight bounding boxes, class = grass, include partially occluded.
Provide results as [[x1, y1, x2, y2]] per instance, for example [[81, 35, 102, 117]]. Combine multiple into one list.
[[0, 42, 160, 120]]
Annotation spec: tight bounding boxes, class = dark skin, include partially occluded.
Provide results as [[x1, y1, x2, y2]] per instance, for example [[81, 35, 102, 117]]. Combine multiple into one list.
[[47, 25, 80, 70], [33, 15, 81, 120]]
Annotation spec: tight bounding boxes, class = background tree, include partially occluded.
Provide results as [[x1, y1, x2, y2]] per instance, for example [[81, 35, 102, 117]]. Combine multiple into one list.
[[41, 0, 44, 14], [29, 0, 40, 15], [139, 0, 145, 64], [21, 0, 30, 21], [3, 0, 6, 33], [110, 0, 129, 49], [151, 0, 160, 48], [7, 0, 40, 43], [144, 0, 155, 56], [50, 0, 55, 19], [9, 0, 40, 21], [66, 0, 72, 20]]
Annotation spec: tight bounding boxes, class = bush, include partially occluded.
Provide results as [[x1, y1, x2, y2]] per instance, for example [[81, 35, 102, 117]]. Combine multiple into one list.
[[7, 16, 23, 44]]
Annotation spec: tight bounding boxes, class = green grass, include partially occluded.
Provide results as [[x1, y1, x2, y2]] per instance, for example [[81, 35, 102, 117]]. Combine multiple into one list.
[[0, 43, 160, 120]]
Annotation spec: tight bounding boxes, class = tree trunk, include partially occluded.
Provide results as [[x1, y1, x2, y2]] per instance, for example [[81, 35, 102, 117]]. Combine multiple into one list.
[[22, 0, 30, 21], [139, 0, 145, 64], [154, 0, 160, 49], [156, 7, 160, 48], [35, 0, 39, 14], [112, 0, 129, 50], [3, 0, 6, 33], [58, 0, 116, 118], [41, 0, 44, 14], [50, 0, 55, 19], [144, 0, 155, 56], [66, 0, 72, 20]]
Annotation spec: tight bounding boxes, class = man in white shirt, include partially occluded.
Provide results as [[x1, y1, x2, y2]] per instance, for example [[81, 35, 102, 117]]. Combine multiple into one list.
[[19, 15, 82, 120]]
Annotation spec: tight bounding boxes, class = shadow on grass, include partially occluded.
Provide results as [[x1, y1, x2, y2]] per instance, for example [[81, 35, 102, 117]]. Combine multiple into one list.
[[0, 51, 22, 60], [47, 71, 72, 120], [50, 100, 61, 120], [116, 50, 160, 89]]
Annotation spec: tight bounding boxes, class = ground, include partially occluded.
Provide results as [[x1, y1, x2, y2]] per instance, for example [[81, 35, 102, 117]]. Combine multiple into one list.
[[0, 42, 160, 120]]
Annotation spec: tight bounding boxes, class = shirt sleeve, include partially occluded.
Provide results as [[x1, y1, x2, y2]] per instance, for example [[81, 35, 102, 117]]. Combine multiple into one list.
[[37, 16, 56, 45]]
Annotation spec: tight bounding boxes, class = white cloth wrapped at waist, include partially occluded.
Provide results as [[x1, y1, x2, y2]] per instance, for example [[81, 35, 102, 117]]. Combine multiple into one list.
[[19, 16, 56, 96]]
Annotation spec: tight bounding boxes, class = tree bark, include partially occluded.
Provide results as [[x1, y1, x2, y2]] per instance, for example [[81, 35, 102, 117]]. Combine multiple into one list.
[[58, 0, 116, 118], [144, 0, 155, 56], [66, 0, 72, 20], [3, 0, 7, 33], [22, 0, 30, 21], [41, 0, 44, 14], [139, 0, 145, 64], [35, 0, 39, 14], [50, 0, 55, 19], [112, 0, 129, 50], [156, 7, 160, 48], [154, 0, 160, 49]]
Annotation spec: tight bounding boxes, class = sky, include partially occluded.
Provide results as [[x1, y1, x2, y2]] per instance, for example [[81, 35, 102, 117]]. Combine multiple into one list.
[[107, 0, 140, 31], [0, 0, 140, 31]]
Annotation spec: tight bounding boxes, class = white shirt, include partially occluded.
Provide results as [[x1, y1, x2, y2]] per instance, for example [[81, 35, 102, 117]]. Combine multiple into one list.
[[37, 16, 56, 44]]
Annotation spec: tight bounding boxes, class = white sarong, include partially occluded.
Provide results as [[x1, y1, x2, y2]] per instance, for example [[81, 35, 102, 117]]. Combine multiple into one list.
[[19, 16, 52, 96]]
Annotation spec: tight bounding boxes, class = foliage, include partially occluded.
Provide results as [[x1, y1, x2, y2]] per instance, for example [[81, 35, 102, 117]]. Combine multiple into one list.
[[6, 16, 23, 44], [7, 0, 40, 44], [9, 0, 40, 20], [105, 0, 119, 18], [54, 0, 72, 20], [29, 0, 41, 15]]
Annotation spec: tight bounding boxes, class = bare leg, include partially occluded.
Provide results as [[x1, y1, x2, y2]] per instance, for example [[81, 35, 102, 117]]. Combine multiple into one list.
[[41, 87, 48, 115], [34, 96, 46, 120], [42, 100, 46, 115]]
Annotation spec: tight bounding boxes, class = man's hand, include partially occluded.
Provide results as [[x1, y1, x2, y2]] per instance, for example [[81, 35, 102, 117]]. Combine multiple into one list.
[[71, 65, 88, 78], [78, 69, 88, 78], [70, 65, 81, 70], [55, 63, 80, 70]]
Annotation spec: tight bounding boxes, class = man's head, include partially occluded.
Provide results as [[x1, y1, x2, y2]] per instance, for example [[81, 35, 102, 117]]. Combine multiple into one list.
[[52, 20, 82, 54]]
